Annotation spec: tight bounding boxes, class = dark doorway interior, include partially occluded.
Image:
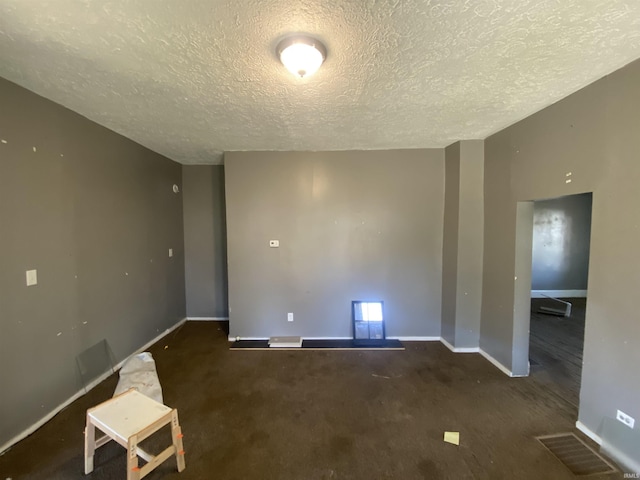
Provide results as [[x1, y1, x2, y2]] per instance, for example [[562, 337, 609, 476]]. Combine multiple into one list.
[[528, 192, 592, 408], [529, 297, 586, 407]]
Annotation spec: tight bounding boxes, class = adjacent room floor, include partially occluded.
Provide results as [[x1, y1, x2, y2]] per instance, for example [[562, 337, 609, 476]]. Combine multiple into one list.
[[0, 320, 621, 479], [529, 297, 586, 408]]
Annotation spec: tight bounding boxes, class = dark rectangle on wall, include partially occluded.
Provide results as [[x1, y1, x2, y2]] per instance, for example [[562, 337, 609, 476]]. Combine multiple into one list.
[[230, 339, 404, 350]]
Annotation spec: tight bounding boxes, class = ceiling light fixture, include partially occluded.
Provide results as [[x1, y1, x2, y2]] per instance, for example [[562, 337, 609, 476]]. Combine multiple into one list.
[[277, 35, 326, 79]]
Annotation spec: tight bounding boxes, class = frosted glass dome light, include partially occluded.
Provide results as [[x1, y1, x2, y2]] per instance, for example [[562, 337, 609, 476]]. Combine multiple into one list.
[[277, 36, 327, 78]]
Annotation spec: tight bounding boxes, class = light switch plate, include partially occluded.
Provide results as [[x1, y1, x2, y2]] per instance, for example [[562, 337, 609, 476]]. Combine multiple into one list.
[[26, 269, 38, 286], [269, 240, 279, 248], [169, 248, 173, 257]]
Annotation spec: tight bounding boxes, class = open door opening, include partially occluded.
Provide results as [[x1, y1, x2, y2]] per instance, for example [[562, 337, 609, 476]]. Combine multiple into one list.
[[528, 193, 592, 408]]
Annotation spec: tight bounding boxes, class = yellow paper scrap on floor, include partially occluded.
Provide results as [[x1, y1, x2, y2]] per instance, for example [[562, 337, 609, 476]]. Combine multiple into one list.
[[444, 431, 460, 445]]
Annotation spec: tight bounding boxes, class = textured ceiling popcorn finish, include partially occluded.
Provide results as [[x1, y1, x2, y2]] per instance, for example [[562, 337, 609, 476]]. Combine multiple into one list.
[[1, 1, 640, 164]]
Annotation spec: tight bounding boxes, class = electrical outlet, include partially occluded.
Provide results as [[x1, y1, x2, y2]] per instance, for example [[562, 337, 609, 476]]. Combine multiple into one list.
[[287, 312, 294, 322], [269, 240, 279, 248], [616, 410, 635, 429]]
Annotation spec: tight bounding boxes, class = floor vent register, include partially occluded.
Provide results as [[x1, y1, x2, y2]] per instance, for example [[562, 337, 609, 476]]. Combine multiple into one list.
[[536, 433, 618, 476]]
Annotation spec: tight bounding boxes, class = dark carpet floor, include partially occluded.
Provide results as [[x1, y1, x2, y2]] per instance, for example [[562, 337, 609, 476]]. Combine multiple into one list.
[[0, 321, 621, 479]]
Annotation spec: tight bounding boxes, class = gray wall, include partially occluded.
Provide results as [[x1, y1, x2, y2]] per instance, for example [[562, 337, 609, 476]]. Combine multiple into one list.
[[183, 165, 228, 318], [225, 150, 444, 339], [512, 201, 534, 376], [531, 193, 592, 291], [481, 59, 640, 465], [441, 143, 461, 346], [0, 77, 186, 448], [442, 141, 484, 349]]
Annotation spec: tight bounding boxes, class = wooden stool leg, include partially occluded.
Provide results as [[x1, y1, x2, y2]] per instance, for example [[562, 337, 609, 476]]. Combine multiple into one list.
[[84, 416, 96, 474], [127, 434, 141, 480], [171, 410, 186, 472]]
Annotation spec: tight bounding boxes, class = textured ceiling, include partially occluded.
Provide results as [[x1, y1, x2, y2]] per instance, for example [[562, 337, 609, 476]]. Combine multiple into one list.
[[1, 1, 640, 164]]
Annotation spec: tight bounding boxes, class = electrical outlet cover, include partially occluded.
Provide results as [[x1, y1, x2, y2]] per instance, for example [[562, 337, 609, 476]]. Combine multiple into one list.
[[616, 410, 635, 429]]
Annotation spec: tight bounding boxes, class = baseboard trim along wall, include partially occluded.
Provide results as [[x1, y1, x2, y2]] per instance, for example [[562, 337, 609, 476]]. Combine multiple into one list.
[[0, 317, 188, 455], [576, 420, 640, 474], [479, 349, 515, 377], [576, 421, 602, 445], [440, 338, 480, 353], [531, 290, 587, 298], [187, 317, 229, 321]]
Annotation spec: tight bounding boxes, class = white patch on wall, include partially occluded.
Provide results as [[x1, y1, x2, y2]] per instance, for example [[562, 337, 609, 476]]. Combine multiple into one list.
[[26, 269, 38, 286]]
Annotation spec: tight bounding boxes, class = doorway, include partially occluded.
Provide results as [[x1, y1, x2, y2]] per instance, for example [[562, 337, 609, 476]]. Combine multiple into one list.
[[527, 193, 592, 407]]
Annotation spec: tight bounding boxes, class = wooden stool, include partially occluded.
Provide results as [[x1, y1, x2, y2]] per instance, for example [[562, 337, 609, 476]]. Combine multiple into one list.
[[84, 388, 185, 479]]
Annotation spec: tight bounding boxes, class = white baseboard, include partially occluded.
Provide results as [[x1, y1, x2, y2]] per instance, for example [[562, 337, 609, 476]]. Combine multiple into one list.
[[577, 420, 640, 474], [187, 317, 229, 321], [136, 317, 188, 352], [0, 317, 187, 455], [603, 445, 640, 475], [576, 420, 602, 444], [479, 348, 514, 377], [531, 289, 587, 298], [387, 336, 440, 341], [440, 338, 456, 351], [440, 337, 480, 353]]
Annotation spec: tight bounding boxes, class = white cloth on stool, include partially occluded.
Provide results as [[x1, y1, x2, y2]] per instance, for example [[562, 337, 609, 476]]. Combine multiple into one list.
[[113, 352, 163, 403]]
